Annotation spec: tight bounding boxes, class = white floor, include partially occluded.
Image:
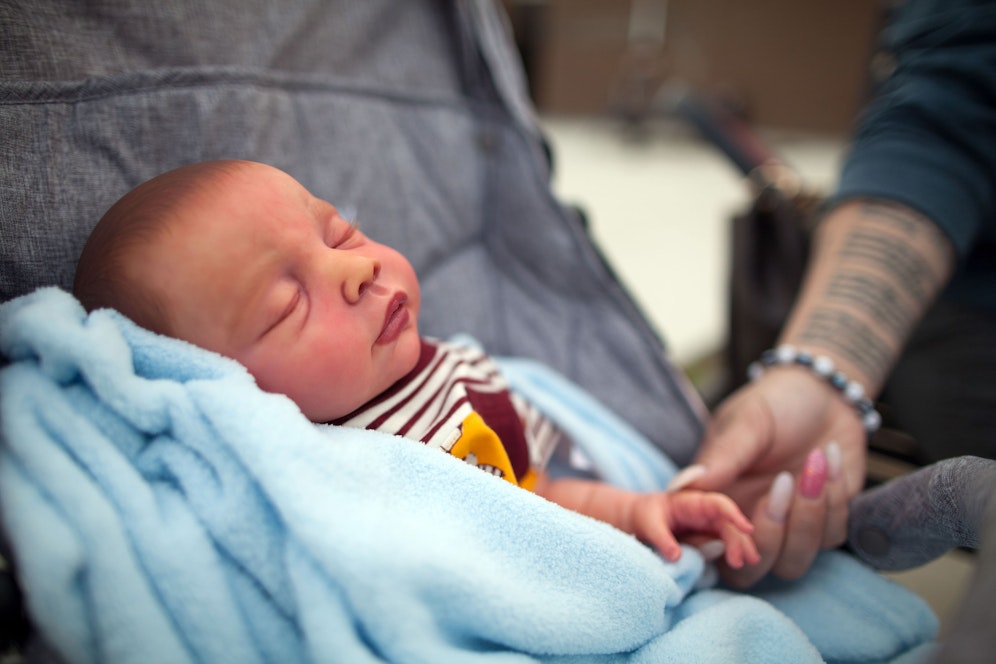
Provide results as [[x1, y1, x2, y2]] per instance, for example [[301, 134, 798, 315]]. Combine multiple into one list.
[[540, 115, 847, 366], [539, 115, 975, 635]]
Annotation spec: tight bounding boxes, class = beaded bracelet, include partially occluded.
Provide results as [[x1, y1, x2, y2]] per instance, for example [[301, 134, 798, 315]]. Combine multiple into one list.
[[747, 345, 882, 436]]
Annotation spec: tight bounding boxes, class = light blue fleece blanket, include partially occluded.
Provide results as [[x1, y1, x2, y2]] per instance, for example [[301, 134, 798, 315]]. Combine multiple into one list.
[[0, 288, 937, 663]]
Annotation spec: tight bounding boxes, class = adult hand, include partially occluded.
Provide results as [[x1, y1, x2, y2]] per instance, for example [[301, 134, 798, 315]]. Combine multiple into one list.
[[672, 366, 867, 587]]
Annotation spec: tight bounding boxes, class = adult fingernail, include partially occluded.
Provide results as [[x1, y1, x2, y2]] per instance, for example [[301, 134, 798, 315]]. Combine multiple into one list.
[[668, 464, 706, 492], [766, 471, 794, 523], [698, 539, 725, 562], [799, 448, 828, 499], [825, 440, 842, 480]]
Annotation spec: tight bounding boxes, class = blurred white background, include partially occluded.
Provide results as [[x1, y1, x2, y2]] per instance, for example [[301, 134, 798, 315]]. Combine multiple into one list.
[[541, 117, 846, 366]]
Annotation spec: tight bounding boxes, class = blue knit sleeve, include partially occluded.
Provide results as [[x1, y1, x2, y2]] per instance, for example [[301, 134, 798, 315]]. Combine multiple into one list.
[[834, 0, 996, 259]]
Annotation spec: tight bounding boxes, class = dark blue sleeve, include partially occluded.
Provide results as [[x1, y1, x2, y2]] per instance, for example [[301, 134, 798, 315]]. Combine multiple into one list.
[[834, 0, 996, 258]]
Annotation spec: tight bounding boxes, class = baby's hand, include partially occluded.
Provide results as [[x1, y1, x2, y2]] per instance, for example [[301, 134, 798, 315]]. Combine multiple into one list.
[[630, 489, 760, 568]]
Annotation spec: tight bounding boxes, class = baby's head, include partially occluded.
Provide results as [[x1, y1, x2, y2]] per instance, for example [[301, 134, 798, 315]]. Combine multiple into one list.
[[74, 160, 422, 421]]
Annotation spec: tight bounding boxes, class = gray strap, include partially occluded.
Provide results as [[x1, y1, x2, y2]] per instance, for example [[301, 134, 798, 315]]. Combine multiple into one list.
[[461, 0, 547, 174]]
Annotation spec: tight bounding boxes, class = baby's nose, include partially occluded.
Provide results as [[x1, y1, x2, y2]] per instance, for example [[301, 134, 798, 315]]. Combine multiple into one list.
[[342, 255, 381, 304]]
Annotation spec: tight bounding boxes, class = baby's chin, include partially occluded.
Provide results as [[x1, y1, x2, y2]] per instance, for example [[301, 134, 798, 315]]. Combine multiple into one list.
[[388, 324, 423, 374], [303, 400, 357, 424]]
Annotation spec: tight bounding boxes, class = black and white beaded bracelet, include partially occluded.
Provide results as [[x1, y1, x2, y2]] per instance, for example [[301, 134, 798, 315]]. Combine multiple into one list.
[[747, 345, 882, 436]]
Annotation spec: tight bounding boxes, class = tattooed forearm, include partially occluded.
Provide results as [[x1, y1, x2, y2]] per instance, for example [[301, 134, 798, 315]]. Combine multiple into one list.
[[839, 231, 934, 303], [797, 308, 894, 380], [858, 201, 921, 234], [825, 273, 916, 338], [781, 199, 955, 389]]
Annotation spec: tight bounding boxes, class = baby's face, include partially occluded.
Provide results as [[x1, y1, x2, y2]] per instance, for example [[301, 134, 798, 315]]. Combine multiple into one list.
[[135, 162, 422, 421]]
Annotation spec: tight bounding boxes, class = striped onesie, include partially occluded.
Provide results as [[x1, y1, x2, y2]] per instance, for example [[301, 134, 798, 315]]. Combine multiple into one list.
[[334, 338, 561, 490]]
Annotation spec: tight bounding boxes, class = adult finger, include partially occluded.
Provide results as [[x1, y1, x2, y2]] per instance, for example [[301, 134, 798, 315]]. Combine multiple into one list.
[[672, 391, 774, 493], [822, 441, 848, 548], [772, 448, 828, 579], [720, 471, 793, 589]]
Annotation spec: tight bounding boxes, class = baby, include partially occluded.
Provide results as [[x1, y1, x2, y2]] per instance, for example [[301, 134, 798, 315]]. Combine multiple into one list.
[[74, 160, 759, 568]]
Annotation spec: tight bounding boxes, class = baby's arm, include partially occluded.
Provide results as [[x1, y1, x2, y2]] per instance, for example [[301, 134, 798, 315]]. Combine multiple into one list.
[[534, 476, 760, 568]]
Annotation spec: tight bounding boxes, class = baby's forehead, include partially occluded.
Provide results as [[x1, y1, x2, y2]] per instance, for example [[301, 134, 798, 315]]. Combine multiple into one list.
[[132, 163, 319, 254], [220, 163, 316, 209]]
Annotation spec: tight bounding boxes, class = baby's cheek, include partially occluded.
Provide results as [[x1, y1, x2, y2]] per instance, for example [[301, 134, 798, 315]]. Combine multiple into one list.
[[245, 359, 315, 415]]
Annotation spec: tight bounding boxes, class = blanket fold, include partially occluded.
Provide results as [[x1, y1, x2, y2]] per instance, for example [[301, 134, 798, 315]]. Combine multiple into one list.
[[0, 288, 937, 663]]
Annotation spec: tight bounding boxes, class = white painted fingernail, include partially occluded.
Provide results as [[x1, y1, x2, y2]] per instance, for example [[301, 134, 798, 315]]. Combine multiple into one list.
[[766, 471, 794, 523], [826, 440, 842, 480], [698, 539, 726, 562], [667, 464, 706, 492]]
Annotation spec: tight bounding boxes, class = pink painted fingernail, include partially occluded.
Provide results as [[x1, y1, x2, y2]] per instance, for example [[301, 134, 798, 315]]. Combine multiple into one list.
[[766, 471, 794, 523], [799, 449, 828, 499]]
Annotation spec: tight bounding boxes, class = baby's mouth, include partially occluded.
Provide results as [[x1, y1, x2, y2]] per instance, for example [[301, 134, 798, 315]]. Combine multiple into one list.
[[376, 292, 409, 345]]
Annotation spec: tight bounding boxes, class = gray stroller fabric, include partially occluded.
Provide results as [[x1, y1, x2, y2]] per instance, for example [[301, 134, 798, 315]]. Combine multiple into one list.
[[0, 0, 704, 463]]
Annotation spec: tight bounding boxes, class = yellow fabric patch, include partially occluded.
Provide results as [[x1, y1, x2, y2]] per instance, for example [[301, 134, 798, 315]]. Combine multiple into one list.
[[448, 411, 520, 486]]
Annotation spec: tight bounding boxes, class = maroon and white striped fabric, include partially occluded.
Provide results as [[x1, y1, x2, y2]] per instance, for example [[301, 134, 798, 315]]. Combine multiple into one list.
[[334, 338, 561, 486]]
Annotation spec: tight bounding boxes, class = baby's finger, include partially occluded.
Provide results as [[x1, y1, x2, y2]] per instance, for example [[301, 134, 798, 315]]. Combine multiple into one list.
[[668, 490, 755, 535], [708, 493, 755, 534], [632, 499, 683, 561], [720, 522, 760, 568], [719, 471, 793, 589], [650, 528, 683, 562]]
